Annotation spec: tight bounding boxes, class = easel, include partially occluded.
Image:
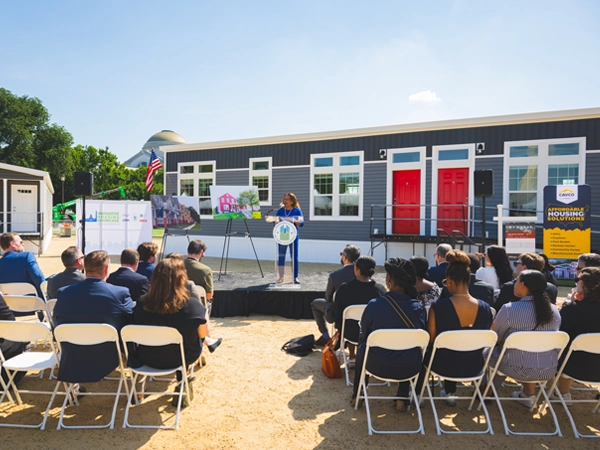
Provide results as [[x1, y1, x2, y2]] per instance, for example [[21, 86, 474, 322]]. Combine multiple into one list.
[[218, 219, 264, 280], [158, 228, 193, 261]]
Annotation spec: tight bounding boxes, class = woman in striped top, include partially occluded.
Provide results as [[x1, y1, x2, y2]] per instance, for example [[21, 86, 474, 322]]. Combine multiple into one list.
[[489, 269, 561, 407]]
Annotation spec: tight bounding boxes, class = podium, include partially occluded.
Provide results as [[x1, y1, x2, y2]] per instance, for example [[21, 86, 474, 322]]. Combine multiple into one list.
[[268, 215, 302, 288]]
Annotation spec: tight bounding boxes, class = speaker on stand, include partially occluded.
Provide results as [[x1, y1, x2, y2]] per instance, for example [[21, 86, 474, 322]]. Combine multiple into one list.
[[474, 170, 493, 252], [74, 172, 94, 256]]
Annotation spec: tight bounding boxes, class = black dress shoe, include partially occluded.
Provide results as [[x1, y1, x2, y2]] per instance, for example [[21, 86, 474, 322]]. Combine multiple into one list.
[[208, 338, 223, 353], [315, 335, 329, 346]]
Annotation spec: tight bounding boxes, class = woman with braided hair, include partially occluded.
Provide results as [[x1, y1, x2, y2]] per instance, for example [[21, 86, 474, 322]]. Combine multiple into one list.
[[350, 257, 427, 410]]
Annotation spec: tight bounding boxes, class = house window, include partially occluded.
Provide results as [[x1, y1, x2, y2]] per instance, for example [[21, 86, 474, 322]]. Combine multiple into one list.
[[310, 151, 363, 220], [249, 157, 272, 205], [504, 138, 585, 218], [178, 161, 215, 216]]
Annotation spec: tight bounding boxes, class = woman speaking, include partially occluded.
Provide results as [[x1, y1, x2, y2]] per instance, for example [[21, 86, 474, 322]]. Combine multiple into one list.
[[276, 193, 304, 284]]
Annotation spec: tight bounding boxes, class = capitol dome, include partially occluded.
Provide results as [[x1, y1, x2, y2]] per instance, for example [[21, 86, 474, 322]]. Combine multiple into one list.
[[125, 130, 187, 168]]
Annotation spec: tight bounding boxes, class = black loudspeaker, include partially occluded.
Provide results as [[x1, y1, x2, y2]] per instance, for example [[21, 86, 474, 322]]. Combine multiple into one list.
[[74, 171, 94, 197], [474, 170, 493, 197]]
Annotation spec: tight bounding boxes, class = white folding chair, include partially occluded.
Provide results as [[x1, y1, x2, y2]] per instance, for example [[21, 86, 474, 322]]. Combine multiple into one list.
[[121, 325, 192, 430], [340, 305, 367, 386], [3, 295, 50, 325], [45, 299, 57, 329], [0, 282, 37, 296], [195, 284, 208, 308], [355, 328, 429, 435], [483, 331, 570, 436], [0, 321, 61, 430], [52, 323, 128, 430], [419, 330, 497, 435], [545, 333, 600, 438], [39, 280, 49, 302]]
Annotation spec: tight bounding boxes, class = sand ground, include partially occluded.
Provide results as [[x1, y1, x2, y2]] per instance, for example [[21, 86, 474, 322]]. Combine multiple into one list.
[[1, 236, 597, 449]]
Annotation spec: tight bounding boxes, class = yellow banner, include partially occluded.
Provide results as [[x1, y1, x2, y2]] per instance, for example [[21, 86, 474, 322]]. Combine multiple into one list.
[[543, 228, 591, 259]]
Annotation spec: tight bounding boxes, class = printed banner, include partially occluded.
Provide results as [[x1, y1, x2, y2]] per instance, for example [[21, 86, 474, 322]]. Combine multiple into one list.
[[505, 223, 536, 254], [150, 195, 201, 230], [209, 186, 261, 220], [76, 200, 152, 255], [543, 185, 591, 259]]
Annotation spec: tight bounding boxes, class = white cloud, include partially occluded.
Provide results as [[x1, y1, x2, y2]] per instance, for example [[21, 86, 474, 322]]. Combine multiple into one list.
[[408, 89, 441, 103]]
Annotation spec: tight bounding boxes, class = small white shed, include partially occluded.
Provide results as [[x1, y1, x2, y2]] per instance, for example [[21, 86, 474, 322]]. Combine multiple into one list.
[[0, 163, 54, 254]]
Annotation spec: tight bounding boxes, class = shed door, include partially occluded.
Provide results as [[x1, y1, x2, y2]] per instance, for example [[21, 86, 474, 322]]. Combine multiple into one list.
[[11, 185, 38, 233], [437, 168, 468, 234], [393, 169, 420, 234]]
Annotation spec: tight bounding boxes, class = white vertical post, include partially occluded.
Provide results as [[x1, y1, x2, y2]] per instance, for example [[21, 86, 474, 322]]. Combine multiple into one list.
[[497, 204, 503, 246]]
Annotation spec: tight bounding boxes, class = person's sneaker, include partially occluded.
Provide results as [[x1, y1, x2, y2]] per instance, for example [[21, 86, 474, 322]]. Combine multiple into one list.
[[550, 391, 573, 406], [511, 390, 536, 408], [440, 389, 457, 406]]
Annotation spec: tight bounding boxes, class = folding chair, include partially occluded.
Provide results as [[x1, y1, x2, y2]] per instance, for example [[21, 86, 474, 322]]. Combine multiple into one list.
[[39, 281, 49, 302], [195, 284, 208, 308], [45, 299, 57, 329], [419, 330, 497, 435], [52, 323, 128, 429], [0, 321, 61, 430], [3, 295, 50, 325], [121, 325, 192, 430], [355, 328, 429, 435], [483, 330, 570, 436], [0, 282, 37, 296], [545, 333, 600, 438], [340, 304, 366, 386]]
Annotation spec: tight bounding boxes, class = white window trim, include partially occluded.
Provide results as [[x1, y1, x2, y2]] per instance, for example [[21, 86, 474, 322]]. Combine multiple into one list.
[[503, 137, 586, 222], [249, 156, 272, 206], [386, 146, 427, 235], [430, 143, 476, 236], [177, 161, 216, 219], [309, 151, 364, 221]]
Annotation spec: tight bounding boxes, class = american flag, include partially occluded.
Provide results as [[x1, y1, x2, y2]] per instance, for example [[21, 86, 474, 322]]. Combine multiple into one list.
[[146, 149, 163, 192]]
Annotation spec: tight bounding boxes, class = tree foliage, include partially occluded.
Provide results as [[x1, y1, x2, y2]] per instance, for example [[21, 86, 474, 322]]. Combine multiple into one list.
[[0, 88, 164, 205]]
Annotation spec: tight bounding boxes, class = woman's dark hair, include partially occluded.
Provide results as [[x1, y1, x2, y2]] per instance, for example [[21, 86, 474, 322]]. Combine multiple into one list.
[[355, 255, 376, 277], [445, 250, 471, 286], [578, 267, 600, 302], [518, 270, 553, 329], [384, 257, 417, 298], [487, 245, 514, 284], [410, 256, 430, 279], [143, 258, 189, 314]]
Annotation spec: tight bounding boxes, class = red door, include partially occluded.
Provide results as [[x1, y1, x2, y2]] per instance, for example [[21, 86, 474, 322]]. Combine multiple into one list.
[[393, 169, 421, 234], [437, 168, 469, 234]]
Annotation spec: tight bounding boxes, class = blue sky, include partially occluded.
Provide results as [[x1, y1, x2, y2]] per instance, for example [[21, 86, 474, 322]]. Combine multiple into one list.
[[2, 1, 599, 162]]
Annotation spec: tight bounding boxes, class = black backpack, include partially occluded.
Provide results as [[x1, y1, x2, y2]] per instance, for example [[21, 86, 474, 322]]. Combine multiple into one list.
[[281, 334, 314, 357]]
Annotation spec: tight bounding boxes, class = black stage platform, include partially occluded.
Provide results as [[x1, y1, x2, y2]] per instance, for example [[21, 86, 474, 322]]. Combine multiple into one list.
[[211, 271, 387, 319]]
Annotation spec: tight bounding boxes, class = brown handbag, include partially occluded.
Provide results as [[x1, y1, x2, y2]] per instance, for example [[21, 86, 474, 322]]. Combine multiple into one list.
[[321, 331, 343, 379]]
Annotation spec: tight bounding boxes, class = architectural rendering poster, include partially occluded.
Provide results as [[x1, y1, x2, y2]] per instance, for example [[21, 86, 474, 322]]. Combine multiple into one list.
[[543, 184, 591, 259], [76, 200, 152, 255], [150, 195, 201, 230], [210, 186, 261, 220]]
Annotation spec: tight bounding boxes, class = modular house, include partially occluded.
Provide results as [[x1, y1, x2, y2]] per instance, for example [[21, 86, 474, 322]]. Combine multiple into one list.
[[160, 108, 600, 265]]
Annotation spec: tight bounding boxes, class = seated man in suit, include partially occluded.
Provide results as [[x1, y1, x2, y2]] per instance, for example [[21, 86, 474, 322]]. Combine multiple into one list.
[[136, 241, 158, 282], [311, 244, 360, 346], [107, 248, 149, 303], [54, 250, 134, 383], [0, 232, 45, 297], [47, 246, 86, 299], [427, 243, 452, 287], [495, 252, 558, 311], [441, 253, 495, 306]]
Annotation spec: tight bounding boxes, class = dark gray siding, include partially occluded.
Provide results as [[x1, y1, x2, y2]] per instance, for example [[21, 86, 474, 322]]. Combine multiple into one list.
[[165, 173, 177, 196], [166, 117, 600, 171], [216, 170, 249, 186], [363, 163, 387, 238]]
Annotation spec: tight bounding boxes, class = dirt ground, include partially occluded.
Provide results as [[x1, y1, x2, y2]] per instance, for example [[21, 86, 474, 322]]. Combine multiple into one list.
[[1, 236, 598, 449]]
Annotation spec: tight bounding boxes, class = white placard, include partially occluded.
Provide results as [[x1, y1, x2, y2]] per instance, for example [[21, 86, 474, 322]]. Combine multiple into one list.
[[76, 200, 152, 255]]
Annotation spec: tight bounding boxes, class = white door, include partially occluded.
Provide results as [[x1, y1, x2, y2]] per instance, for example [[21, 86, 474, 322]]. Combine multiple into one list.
[[11, 184, 38, 233]]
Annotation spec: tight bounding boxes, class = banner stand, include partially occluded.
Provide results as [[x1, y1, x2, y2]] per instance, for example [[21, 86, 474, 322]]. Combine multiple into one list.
[[218, 219, 264, 280], [158, 228, 194, 261]]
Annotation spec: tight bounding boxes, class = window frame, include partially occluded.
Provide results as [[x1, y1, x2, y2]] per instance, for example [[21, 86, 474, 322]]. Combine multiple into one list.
[[249, 157, 272, 206], [503, 137, 586, 221], [309, 151, 364, 221], [177, 161, 216, 218]]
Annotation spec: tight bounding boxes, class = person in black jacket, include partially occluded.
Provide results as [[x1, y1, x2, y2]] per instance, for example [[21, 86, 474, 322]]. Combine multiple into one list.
[[495, 252, 556, 311], [47, 246, 86, 299], [107, 248, 149, 302]]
